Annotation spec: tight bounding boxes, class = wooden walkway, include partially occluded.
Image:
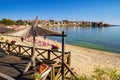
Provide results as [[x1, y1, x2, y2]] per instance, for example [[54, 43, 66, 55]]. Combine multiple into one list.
[[0, 52, 34, 80], [0, 42, 77, 80]]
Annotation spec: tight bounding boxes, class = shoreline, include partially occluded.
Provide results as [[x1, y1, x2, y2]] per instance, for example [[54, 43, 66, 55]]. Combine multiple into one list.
[[70, 44, 120, 54], [61, 43, 120, 75], [46, 38, 120, 75], [1, 35, 120, 76], [67, 43, 120, 55]]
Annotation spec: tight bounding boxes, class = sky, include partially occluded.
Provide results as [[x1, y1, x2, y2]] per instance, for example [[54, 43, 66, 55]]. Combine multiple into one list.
[[0, 0, 120, 25]]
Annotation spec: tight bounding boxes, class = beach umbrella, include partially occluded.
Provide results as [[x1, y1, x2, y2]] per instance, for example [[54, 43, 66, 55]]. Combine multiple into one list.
[[22, 17, 63, 72]]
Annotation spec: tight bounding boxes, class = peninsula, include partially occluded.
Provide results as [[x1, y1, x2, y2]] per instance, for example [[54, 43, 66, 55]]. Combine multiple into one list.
[[0, 18, 110, 27]]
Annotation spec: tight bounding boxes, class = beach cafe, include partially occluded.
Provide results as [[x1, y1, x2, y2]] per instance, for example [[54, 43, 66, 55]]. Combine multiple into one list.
[[0, 16, 77, 80]]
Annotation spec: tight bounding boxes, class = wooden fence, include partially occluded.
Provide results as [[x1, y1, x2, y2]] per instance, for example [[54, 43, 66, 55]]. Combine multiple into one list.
[[0, 42, 77, 80]]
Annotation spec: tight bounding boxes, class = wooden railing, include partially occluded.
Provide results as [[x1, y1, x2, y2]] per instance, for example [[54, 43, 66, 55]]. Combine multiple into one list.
[[0, 42, 77, 80]]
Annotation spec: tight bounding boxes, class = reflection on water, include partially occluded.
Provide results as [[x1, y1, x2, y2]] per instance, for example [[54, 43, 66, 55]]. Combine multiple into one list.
[[47, 26, 120, 53]]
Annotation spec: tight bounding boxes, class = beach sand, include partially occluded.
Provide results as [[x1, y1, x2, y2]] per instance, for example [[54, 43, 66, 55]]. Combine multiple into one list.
[[1, 35, 120, 76], [65, 44, 120, 76]]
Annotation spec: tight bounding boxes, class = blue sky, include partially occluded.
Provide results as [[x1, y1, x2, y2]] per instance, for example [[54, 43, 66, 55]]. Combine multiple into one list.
[[0, 0, 120, 25]]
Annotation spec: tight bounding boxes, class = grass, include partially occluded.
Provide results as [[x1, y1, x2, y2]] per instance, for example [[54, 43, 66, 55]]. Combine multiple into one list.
[[66, 67, 120, 80], [5, 39, 9, 43], [0, 37, 4, 40]]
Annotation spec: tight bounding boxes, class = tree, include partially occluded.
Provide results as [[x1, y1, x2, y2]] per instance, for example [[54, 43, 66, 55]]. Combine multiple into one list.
[[16, 20, 25, 25], [0, 18, 15, 25], [27, 22, 32, 25], [62, 20, 69, 24], [49, 20, 55, 25]]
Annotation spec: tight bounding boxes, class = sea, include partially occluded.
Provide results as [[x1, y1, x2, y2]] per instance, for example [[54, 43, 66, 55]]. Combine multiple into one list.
[[47, 25, 120, 53]]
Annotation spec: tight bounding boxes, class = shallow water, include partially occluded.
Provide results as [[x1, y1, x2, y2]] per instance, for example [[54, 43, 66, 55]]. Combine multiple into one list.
[[47, 26, 120, 53]]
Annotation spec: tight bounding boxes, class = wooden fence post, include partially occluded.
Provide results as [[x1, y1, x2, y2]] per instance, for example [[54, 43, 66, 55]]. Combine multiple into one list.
[[8, 43, 10, 52], [51, 66, 55, 80], [19, 45, 21, 54], [0, 42, 1, 48], [48, 50, 51, 60], [67, 52, 71, 66], [31, 47, 33, 57], [62, 31, 65, 80]]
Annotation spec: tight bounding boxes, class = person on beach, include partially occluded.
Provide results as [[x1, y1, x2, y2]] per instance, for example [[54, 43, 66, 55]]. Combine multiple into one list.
[[21, 37, 24, 42], [44, 36, 46, 40], [51, 44, 59, 51]]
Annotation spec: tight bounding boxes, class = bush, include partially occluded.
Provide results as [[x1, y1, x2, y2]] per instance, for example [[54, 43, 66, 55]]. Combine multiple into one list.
[[105, 68, 120, 80], [1, 37, 4, 40], [0, 18, 16, 25], [67, 67, 120, 80], [92, 67, 120, 80], [5, 39, 9, 43], [92, 67, 106, 80]]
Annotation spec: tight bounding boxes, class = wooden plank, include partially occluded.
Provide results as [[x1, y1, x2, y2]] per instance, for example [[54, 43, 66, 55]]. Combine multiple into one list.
[[51, 55, 62, 61], [0, 48, 9, 54], [50, 67, 53, 80], [24, 61, 32, 72], [51, 51, 62, 60], [31, 47, 33, 56], [51, 66, 55, 80], [0, 42, 1, 48], [39, 54, 47, 60], [62, 31, 65, 80], [35, 49, 48, 59], [64, 63, 77, 77], [10, 45, 19, 53], [16, 44, 32, 48], [35, 49, 47, 56], [67, 52, 71, 66], [1, 43, 8, 50], [64, 68, 69, 75], [55, 67, 62, 80], [18, 45, 21, 54], [53, 54, 69, 67], [8, 44, 10, 52], [21, 47, 31, 56], [36, 47, 49, 51], [53, 64, 61, 68], [47, 50, 51, 60]]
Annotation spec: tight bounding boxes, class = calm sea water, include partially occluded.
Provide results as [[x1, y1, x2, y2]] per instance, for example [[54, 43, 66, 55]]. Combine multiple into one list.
[[47, 26, 120, 53]]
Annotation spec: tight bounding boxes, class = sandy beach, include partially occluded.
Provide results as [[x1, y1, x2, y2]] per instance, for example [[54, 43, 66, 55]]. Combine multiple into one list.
[[65, 44, 120, 76], [1, 35, 120, 76]]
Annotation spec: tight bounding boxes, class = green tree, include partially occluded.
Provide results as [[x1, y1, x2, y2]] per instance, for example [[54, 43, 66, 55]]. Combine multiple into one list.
[[0, 18, 15, 25], [49, 20, 55, 25], [0, 20, 2, 24], [62, 20, 69, 24], [27, 22, 32, 25], [16, 20, 25, 25]]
